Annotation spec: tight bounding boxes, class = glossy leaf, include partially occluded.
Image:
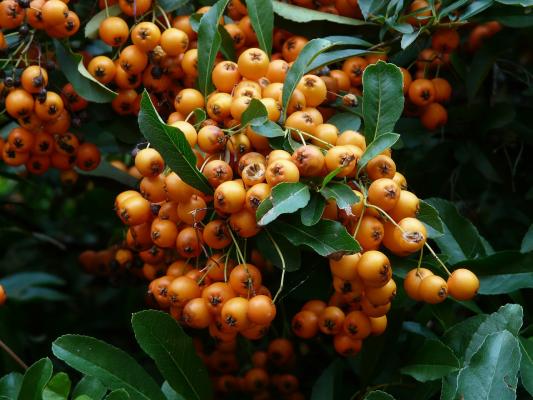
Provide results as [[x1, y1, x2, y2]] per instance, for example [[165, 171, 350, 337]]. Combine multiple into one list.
[[18, 358, 53, 400], [257, 182, 310, 226], [417, 200, 445, 238], [250, 120, 286, 138], [273, 1, 369, 26], [327, 113, 361, 132], [0, 272, 66, 302], [320, 182, 357, 213], [310, 359, 344, 400], [362, 62, 404, 144], [357, 132, 400, 172], [464, 304, 523, 363], [306, 48, 368, 72], [0, 373, 23, 399], [282, 38, 333, 121], [161, 382, 186, 400], [443, 315, 488, 359], [52, 335, 165, 400], [521, 224, 533, 253], [300, 192, 326, 226], [457, 331, 521, 400], [131, 311, 212, 400], [218, 25, 236, 62], [159, 0, 190, 11], [84, 5, 122, 39], [323, 35, 372, 47], [519, 337, 533, 396], [245, 0, 273, 56], [77, 160, 138, 188], [401, 340, 460, 382], [72, 376, 106, 400], [241, 98, 268, 127], [43, 373, 71, 400], [105, 390, 130, 400], [255, 229, 301, 272], [197, 0, 230, 96], [53, 41, 116, 103], [269, 217, 361, 257], [138, 92, 212, 194], [364, 391, 395, 400]]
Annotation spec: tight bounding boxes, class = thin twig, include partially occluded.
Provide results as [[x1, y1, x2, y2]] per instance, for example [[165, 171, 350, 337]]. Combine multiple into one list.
[[0, 339, 28, 370]]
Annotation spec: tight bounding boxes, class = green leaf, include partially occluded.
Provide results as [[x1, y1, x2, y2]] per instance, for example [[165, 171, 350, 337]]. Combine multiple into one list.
[[131, 311, 212, 400], [438, 0, 469, 18], [84, 5, 121, 39], [0, 272, 66, 302], [519, 337, 533, 396], [72, 376, 106, 400], [521, 224, 533, 253], [159, 0, 190, 11], [327, 113, 361, 132], [401, 340, 460, 382], [362, 61, 404, 144], [321, 167, 343, 188], [464, 304, 523, 363], [161, 382, 186, 400], [74, 396, 94, 400], [52, 335, 165, 400], [320, 182, 357, 213], [456, 331, 521, 400], [495, 0, 533, 5], [241, 98, 268, 127], [273, 1, 368, 26], [105, 390, 130, 400], [424, 198, 486, 265], [358, 0, 388, 19], [250, 120, 286, 138], [138, 91, 212, 194], [300, 192, 326, 226], [218, 25, 236, 62], [0, 373, 23, 399], [282, 38, 333, 121], [53, 40, 116, 103], [417, 200, 445, 238], [323, 36, 372, 47], [310, 359, 344, 400], [364, 391, 395, 400], [77, 160, 138, 188], [19, 358, 53, 400], [357, 132, 400, 172], [465, 251, 533, 294], [306, 48, 368, 72], [269, 217, 361, 257], [43, 373, 71, 400], [460, 0, 495, 20], [401, 30, 422, 49], [197, 0, 230, 96], [257, 182, 311, 226], [255, 229, 301, 272], [245, 0, 273, 56], [443, 315, 488, 359]]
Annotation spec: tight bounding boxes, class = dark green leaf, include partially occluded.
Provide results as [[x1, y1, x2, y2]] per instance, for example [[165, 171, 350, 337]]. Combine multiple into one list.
[[159, 0, 190, 12], [43, 373, 71, 400], [0, 373, 23, 399], [310, 359, 344, 400], [362, 62, 404, 144], [464, 304, 523, 362], [465, 251, 533, 294], [197, 0, 230, 96], [105, 390, 130, 400], [52, 335, 165, 400], [401, 340, 460, 382], [138, 91, 212, 194], [53, 40, 116, 103], [364, 391, 395, 400], [521, 224, 533, 253], [273, 1, 368, 26], [457, 331, 521, 400], [417, 200, 445, 238], [424, 198, 486, 264], [245, 0, 273, 56], [249, 120, 286, 138], [358, 132, 400, 172], [321, 167, 343, 188], [300, 193, 326, 226], [401, 30, 422, 49], [495, 0, 533, 5], [402, 321, 439, 340], [72, 376, 106, 400], [84, 5, 121, 39], [241, 98, 268, 127], [131, 311, 212, 400], [438, 0, 469, 18], [0, 272, 66, 302], [192, 108, 207, 126], [358, 0, 388, 19], [218, 25, 236, 62], [460, 0, 495, 20], [327, 113, 361, 132], [282, 38, 333, 121], [443, 315, 488, 359], [257, 182, 311, 226], [77, 160, 138, 188], [320, 182, 357, 213], [306, 48, 368, 72], [323, 36, 372, 47], [19, 358, 53, 400], [255, 229, 301, 272], [161, 382, 186, 400], [519, 337, 533, 396], [269, 218, 360, 257]]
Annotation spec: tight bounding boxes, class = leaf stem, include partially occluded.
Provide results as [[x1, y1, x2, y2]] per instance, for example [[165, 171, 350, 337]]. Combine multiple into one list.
[[156, 5, 172, 29], [266, 229, 286, 303], [0, 338, 28, 370]]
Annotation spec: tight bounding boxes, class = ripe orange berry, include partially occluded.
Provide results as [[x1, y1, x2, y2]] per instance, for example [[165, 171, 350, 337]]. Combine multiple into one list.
[[357, 250, 392, 288], [292, 310, 319, 339], [447, 268, 479, 301], [237, 48, 269, 80], [419, 275, 448, 304], [99, 16, 129, 47]]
